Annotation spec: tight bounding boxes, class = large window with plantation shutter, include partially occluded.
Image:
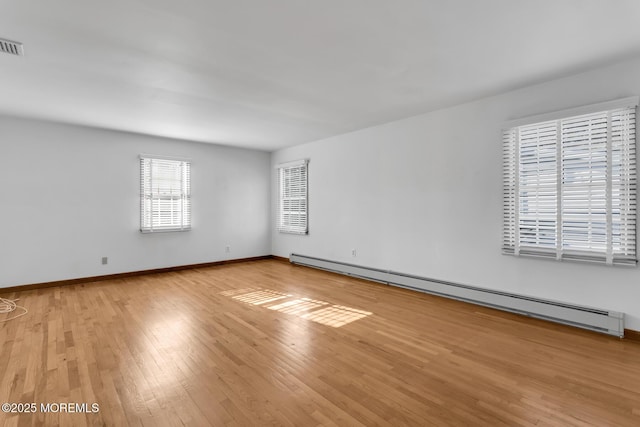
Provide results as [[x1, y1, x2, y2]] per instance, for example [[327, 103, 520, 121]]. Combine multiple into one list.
[[503, 97, 637, 265], [277, 160, 308, 234], [140, 156, 191, 232]]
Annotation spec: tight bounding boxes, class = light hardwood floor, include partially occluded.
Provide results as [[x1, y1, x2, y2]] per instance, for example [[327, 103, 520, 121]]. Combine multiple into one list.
[[1, 259, 639, 426]]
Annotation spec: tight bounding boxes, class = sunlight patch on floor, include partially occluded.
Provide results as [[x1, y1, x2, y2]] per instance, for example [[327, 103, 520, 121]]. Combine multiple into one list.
[[220, 288, 256, 296], [267, 298, 328, 314], [221, 288, 372, 328], [301, 305, 372, 328], [221, 288, 291, 305]]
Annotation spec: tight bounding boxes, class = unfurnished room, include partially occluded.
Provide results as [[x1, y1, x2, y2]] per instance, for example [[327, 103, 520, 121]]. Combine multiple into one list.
[[1, 1, 640, 426]]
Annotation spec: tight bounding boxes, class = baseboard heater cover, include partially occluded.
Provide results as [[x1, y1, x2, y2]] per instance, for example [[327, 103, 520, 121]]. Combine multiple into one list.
[[289, 253, 624, 337]]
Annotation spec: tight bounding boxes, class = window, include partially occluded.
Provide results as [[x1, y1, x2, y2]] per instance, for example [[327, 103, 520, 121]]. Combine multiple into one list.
[[277, 160, 308, 234], [140, 156, 191, 232], [503, 98, 637, 265]]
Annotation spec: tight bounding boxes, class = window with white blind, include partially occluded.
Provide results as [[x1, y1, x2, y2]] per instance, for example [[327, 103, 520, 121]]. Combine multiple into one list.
[[277, 160, 308, 234], [503, 97, 637, 265], [140, 156, 191, 232]]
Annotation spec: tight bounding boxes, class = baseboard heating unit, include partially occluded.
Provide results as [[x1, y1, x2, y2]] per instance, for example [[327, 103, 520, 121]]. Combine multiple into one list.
[[289, 253, 624, 337]]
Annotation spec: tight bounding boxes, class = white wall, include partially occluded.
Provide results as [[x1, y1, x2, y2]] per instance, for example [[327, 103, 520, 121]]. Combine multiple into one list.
[[271, 56, 640, 331], [1, 117, 271, 287]]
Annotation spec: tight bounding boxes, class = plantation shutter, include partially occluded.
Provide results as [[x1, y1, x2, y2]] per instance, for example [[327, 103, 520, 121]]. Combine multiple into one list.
[[610, 107, 637, 264], [502, 128, 517, 255], [519, 120, 558, 257], [561, 112, 609, 260], [502, 98, 637, 265], [277, 160, 308, 234], [140, 157, 191, 232]]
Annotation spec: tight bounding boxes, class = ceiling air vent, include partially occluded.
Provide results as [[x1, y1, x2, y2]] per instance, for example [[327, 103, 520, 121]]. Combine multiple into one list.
[[0, 38, 24, 56]]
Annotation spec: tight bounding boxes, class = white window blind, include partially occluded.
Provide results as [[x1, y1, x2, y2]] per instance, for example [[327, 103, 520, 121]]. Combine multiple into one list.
[[277, 160, 308, 234], [140, 156, 191, 232], [503, 99, 637, 265]]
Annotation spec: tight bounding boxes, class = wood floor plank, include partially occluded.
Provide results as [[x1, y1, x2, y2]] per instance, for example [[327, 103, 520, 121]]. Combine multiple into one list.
[[1, 259, 640, 426]]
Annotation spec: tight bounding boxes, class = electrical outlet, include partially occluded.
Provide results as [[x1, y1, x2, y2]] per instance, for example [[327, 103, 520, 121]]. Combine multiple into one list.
[[225, 246, 231, 253], [101, 257, 108, 265], [351, 249, 357, 257]]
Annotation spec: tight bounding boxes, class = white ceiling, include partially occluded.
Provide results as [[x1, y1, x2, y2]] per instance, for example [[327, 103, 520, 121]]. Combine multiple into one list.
[[2, 0, 640, 151]]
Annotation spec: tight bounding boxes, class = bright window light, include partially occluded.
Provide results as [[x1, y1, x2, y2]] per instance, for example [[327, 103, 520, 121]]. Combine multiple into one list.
[[140, 156, 191, 232], [503, 99, 637, 265]]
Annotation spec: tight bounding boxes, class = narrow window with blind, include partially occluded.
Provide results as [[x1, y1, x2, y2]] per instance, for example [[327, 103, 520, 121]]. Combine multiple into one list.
[[277, 160, 308, 234], [503, 98, 637, 265], [140, 156, 191, 232]]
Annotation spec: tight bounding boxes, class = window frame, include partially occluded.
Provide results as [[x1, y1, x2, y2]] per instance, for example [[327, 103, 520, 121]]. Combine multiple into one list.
[[503, 97, 638, 266], [276, 159, 309, 235], [140, 155, 192, 233]]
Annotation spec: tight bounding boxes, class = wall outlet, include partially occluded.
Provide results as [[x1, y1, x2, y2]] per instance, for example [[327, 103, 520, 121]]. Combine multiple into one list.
[[351, 249, 357, 257], [101, 257, 108, 265], [225, 245, 231, 253]]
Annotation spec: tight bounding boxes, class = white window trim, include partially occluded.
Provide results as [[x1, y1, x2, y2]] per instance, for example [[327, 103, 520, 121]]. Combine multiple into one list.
[[140, 155, 192, 233], [276, 159, 309, 235], [504, 96, 639, 129]]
